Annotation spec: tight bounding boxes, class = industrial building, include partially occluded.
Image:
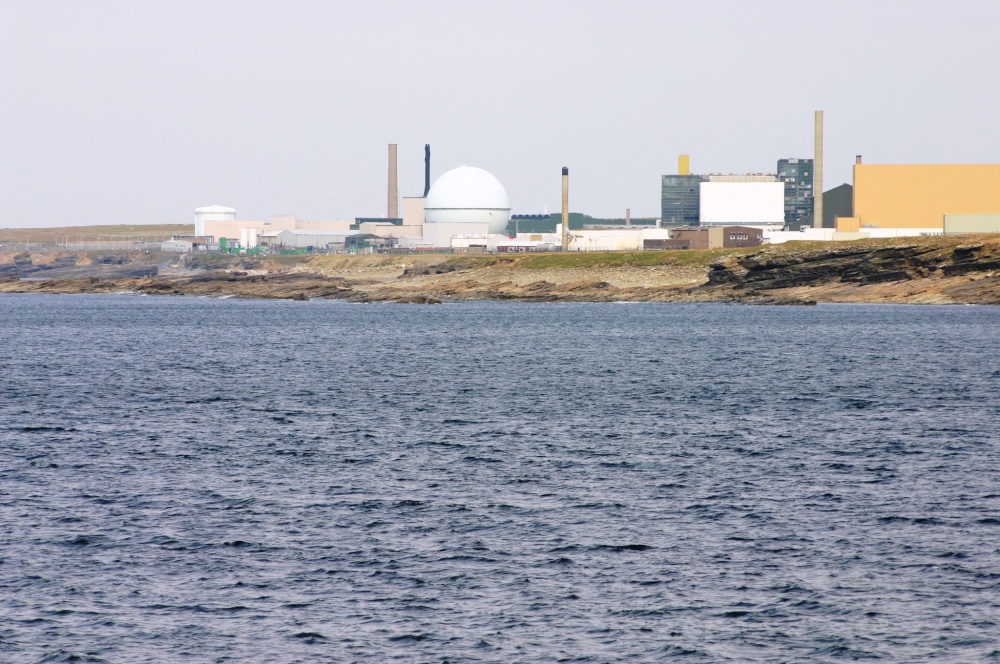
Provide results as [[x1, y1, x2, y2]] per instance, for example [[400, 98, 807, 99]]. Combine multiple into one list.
[[837, 162, 1000, 234], [777, 158, 813, 229], [661, 155, 704, 227], [646, 226, 763, 250], [258, 229, 360, 250], [421, 164, 512, 247], [944, 214, 1000, 234], [699, 176, 785, 228], [823, 184, 853, 228]]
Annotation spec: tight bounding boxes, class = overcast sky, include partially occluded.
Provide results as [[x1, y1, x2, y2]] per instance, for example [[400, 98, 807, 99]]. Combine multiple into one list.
[[2, 0, 998, 228]]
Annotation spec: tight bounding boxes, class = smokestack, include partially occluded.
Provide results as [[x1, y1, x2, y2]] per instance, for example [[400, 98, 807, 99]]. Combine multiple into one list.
[[423, 144, 431, 197], [856, 155, 862, 164], [561, 167, 569, 252], [814, 111, 823, 229], [678, 154, 690, 176], [388, 143, 398, 219], [626, 208, 631, 226]]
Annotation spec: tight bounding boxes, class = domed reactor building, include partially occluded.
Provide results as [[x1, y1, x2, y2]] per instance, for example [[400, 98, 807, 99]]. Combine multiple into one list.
[[422, 165, 511, 247]]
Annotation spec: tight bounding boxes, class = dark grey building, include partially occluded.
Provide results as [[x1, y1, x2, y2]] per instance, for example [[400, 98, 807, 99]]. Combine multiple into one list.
[[661, 174, 704, 227], [777, 158, 814, 230], [823, 183, 853, 228]]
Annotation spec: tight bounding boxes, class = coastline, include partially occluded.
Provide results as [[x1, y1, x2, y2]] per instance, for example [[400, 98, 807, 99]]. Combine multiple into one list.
[[2, 235, 999, 305]]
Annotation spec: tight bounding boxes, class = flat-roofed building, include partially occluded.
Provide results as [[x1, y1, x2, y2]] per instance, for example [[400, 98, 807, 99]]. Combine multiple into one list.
[[853, 164, 1000, 231], [700, 176, 785, 228]]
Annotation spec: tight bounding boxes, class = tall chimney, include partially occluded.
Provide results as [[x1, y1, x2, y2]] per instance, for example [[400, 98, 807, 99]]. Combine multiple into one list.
[[626, 208, 631, 226], [814, 111, 823, 229], [423, 144, 431, 197], [856, 155, 862, 164], [388, 143, 398, 219], [561, 167, 569, 252]]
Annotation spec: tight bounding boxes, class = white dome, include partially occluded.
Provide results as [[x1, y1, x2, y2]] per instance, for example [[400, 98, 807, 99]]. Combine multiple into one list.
[[425, 165, 511, 234]]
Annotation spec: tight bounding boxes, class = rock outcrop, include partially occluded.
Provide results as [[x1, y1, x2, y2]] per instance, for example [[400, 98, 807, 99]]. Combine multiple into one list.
[[2, 236, 1000, 305]]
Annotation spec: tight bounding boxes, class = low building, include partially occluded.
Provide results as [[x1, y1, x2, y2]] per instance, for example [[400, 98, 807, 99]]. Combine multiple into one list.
[[722, 226, 764, 248], [260, 229, 360, 250], [944, 213, 1000, 234], [568, 228, 645, 252], [648, 226, 723, 250]]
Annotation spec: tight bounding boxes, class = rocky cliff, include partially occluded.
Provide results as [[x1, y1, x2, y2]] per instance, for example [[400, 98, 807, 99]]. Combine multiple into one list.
[[2, 236, 999, 305]]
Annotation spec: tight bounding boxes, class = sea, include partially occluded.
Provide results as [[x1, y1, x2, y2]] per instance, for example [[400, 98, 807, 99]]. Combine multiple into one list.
[[1, 294, 999, 663]]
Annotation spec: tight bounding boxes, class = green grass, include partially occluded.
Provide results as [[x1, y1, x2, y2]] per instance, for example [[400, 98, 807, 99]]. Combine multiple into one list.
[[515, 249, 758, 269]]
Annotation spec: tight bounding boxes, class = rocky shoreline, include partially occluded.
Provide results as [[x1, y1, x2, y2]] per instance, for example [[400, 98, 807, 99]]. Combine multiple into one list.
[[2, 235, 999, 305]]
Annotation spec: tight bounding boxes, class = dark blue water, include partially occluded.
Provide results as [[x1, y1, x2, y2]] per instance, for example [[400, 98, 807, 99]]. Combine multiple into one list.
[[1, 295, 999, 663]]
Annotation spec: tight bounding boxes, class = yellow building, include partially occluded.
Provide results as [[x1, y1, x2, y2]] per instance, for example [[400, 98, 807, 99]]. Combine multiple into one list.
[[849, 164, 1000, 231]]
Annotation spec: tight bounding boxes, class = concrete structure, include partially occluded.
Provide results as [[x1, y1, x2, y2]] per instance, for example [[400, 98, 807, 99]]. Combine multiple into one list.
[[402, 197, 426, 228], [561, 167, 569, 251], [567, 228, 644, 252], [764, 228, 838, 245], [424, 165, 511, 237], [777, 158, 813, 229], [823, 184, 853, 229], [655, 226, 723, 250], [723, 226, 764, 248], [162, 239, 198, 252], [358, 222, 424, 238], [451, 234, 511, 252], [944, 214, 1000, 234], [814, 110, 823, 229], [700, 176, 785, 227], [194, 205, 236, 236], [852, 164, 1000, 230], [260, 229, 359, 249], [388, 144, 398, 220], [201, 215, 354, 245], [423, 221, 490, 248], [287, 218, 353, 232], [497, 232, 562, 252]]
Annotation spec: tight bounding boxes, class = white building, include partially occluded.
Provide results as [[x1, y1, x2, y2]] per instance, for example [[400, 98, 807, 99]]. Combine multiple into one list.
[[260, 229, 359, 249], [423, 165, 511, 246], [194, 205, 236, 236], [700, 176, 785, 228]]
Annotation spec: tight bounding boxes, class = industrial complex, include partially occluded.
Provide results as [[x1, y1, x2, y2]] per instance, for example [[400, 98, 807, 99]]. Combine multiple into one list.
[[174, 112, 1000, 255]]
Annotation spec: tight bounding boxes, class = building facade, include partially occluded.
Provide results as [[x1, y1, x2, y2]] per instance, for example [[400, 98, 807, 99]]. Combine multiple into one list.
[[661, 174, 704, 227], [699, 176, 785, 227], [722, 226, 764, 248], [777, 158, 814, 229], [850, 164, 1000, 230], [823, 183, 853, 228]]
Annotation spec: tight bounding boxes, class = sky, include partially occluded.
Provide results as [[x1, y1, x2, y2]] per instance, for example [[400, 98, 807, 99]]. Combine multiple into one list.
[[2, 0, 999, 228]]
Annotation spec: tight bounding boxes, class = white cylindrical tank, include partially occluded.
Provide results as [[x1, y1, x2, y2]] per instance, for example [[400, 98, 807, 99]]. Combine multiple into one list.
[[194, 205, 236, 236], [424, 166, 511, 234]]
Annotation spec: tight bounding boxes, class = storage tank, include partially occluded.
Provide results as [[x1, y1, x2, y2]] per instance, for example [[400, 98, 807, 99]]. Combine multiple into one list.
[[194, 205, 236, 236]]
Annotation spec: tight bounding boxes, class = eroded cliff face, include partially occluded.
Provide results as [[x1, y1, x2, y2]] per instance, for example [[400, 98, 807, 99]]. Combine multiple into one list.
[[2, 236, 1000, 304], [702, 238, 1000, 304]]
